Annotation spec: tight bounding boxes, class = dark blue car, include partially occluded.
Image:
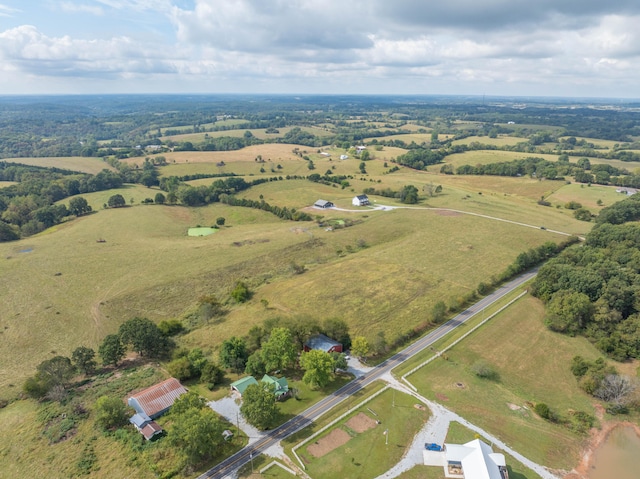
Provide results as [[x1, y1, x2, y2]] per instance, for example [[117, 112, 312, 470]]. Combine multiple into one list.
[[425, 443, 442, 451]]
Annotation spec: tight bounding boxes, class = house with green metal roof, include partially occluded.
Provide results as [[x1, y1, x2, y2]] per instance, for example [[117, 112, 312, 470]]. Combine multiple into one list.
[[230, 374, 291, 400], [261, 374, 291, 400]]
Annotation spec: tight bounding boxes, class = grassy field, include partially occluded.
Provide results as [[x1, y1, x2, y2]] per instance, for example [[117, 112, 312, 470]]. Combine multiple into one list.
[[0, 181, 16, 188], [451, 135, 529, 147], [0, 157, 116, 174], [545, 183, 629, 210], [2, 140, 633, 478], [405, 294, 602, 470], [293, 388, 428, 479], [161, 125, 333, 143], [443, 150, 559, 169]]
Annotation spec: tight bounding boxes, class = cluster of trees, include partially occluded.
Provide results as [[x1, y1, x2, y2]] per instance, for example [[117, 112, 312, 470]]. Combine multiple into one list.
[[571, 356, 638, 414], [362, 184, 420, 204], [221, 316, 351, 378], [532, 197, 640, 360], [395, 148, 446, 170], [307, 173, 352, 188], [0, 164, 124, 239]]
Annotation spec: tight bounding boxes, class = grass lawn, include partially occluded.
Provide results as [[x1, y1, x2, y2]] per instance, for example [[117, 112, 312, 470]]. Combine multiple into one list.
[[407, 295, 602, 470], [293, 388, 429, 479], [0, 156, 116, 174]]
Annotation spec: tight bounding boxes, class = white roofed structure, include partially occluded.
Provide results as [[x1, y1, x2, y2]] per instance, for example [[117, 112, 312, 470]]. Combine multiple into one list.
[[442, 439, 508, 479]]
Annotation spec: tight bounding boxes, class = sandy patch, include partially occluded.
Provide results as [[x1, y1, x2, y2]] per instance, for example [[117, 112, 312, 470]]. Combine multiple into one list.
[[346, 412, 378, 433], [308, 428, 351, 458], [436, 392, 449, 402]]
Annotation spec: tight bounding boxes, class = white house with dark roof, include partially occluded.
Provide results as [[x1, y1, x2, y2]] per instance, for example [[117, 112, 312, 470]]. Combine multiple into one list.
[[352, 194, 370, 206]]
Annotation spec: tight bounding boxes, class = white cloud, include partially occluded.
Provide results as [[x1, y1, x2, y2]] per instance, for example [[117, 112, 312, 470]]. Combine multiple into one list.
[[0, 3, 20, 17], [59, 2, 104, 15], [0, 25, 181, 78]]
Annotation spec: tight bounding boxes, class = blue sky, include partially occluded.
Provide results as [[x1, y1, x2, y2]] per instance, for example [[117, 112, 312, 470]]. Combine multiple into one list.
[[1, 1, 640, 97]]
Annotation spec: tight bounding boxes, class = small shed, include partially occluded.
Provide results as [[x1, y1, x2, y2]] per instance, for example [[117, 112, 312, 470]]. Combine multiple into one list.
[[314, 199, 334, 209], [340, 154, 349, 160], [352, 194, 370, 206], [127, 377, 187, 419], [304, 334, 343, 354], [230, 376, 259, 396]]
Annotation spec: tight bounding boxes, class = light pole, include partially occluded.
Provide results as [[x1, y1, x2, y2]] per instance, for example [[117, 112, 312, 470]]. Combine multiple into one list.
[[384, 429, 389, 445]]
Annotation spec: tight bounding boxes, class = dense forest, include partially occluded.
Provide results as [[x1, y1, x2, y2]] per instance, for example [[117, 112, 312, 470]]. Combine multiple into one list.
[[532, 195, 640, 360]]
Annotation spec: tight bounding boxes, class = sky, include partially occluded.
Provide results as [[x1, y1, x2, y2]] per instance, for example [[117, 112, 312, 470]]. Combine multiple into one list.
[[1, 1, 640, 97]]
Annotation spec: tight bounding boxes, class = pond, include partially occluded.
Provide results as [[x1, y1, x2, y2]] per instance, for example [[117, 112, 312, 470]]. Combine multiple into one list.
[[187, 227, 217, 237], [589, 426, 640, 479]]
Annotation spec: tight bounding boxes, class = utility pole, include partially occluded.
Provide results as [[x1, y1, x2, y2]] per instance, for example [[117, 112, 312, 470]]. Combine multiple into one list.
[[250, 453, 254, 473]]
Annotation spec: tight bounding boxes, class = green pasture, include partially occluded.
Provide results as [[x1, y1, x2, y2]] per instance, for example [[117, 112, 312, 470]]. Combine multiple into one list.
[[0, 181, 17, 188], [294, 388, 429, 479], [0, 201, 299, 396], [370, 133, 433, 144], [443, 150, 559, 169], [586, 155, 640, 172], [451, 135, 529, 147], [60, 184, 164, 211], [0, 156, 116, 174], [245, 208, 562, 339], [545, 183, 628, 210], [406, 295, 602, 469], [444, 422, 543, 479]]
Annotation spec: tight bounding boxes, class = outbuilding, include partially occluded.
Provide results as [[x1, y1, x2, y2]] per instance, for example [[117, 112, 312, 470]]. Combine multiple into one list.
[[314, 199, 334, 209], [127, 377, 187, 419], [304, 334, 343, 354]]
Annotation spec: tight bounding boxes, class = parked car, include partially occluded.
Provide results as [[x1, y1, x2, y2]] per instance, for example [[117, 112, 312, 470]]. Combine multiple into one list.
[[425, 443, 442, 451]]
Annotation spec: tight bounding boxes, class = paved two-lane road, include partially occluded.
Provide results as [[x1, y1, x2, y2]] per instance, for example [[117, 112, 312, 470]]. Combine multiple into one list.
[[198, 269, 538, 479]]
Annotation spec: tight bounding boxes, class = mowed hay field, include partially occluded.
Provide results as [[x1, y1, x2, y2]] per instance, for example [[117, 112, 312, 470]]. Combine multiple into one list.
[[1, 157, 116, 174], [406, 295, 602, 470]]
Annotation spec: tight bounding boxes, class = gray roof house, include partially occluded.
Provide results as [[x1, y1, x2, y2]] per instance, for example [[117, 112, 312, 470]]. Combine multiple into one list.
[[314, 199, 334, 209]]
